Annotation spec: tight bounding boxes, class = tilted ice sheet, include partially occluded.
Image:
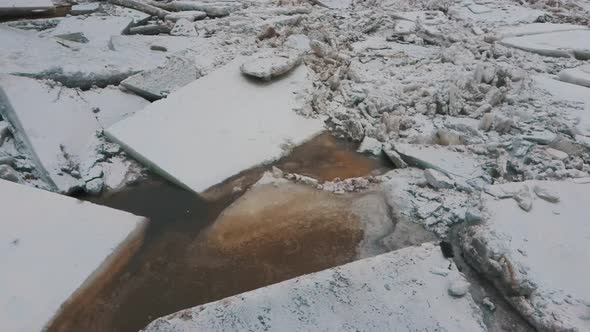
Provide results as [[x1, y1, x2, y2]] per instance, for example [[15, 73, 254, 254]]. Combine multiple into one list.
[[462, 180, 590, 331], [0, 179, 148, 332], [0, 75, 148, 193], [142, 243, 485, 332], [106, 57, 325, 193]]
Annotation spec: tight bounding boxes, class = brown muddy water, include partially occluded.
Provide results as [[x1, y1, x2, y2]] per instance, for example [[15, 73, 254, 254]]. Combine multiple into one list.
[[48, 133, 392, 332]]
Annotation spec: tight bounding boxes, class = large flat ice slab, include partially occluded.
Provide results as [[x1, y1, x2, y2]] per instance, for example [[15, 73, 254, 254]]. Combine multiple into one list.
[[0, 75, 148, 193], [0, 179, 148, 332], [500, 30, 590, 60], [461, 180, 590, 331], [106, 57, 325, 193], [142, 242, 485, 332]]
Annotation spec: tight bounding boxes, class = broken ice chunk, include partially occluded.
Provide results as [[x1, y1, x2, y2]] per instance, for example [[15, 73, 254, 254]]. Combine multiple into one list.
[[392, 144, 484, 181], [424, 169, 454, 189], [545, 147, 568, 160], [512, 185, 533, 212], [170, 18, 198, 36], [240, 53, 302, 81], [70, 2, 101, 15], [165, 11, 207, 22], [121, 52, 201, 101], [0, 164, 20, 183], [533, 185, 560, 203], [357, 136, 383, 156], [448, 278, 470, 297]]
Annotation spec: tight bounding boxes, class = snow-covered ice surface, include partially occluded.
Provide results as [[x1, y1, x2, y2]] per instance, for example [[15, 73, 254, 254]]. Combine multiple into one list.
[[141, 243, 485, 332], [0, 179, 148, 332], [461, 180, 590, 331], [106, 58, 325, 193], [0, 75, 148, 193]]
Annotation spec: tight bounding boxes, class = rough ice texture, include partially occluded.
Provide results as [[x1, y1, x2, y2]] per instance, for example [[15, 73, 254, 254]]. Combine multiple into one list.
[[142, 243, 485, 332], [40, 16, 133, 48], [106, 57, 325, 194], [0, 179, 148, 332], [121, 52, 201, 101], [461, 180, 590, 331], [350, 36, 437, 60], [500, 30, 590, 60], [0, 75, 148, 193], [0, 26, 204, 89]]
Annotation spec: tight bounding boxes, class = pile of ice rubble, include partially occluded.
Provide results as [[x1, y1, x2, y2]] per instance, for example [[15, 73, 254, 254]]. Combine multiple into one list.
[[1, 0, 590, 330]]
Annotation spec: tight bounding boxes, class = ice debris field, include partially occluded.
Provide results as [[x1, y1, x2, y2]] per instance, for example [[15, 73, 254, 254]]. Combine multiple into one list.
[[1, 0, 590, 331]]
